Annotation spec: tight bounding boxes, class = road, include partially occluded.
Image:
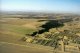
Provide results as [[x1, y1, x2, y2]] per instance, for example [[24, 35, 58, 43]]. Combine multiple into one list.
[[0, 42, 53, 53]]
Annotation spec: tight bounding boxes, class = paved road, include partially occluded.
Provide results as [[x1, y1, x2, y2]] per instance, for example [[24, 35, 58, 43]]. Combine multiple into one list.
[[0, 42, 53, 53]]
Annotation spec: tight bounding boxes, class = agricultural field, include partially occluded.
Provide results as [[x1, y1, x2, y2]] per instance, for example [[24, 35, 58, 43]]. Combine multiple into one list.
[[0, 18, 46, 43], [1, 0, 80, 53], [0, 17, 80, 53], [0, 18, 55, 53]]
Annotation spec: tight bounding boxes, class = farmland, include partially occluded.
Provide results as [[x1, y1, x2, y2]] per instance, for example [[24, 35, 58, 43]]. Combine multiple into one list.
[[0, 18, 55, 53], [0, 13, 80, 53]]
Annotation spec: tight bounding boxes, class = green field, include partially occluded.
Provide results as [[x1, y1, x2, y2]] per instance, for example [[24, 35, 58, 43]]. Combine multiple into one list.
[[0, 18, 41, 35], [0, 18, 46, 43], [0, 24, 35, 35]]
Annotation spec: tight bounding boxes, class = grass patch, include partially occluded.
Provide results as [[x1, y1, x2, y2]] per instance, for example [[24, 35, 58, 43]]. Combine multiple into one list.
[[0, 24, 36, 35]]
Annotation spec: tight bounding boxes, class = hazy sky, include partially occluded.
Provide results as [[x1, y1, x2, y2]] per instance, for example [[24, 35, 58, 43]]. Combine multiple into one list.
[[1, 0, 80, 13]]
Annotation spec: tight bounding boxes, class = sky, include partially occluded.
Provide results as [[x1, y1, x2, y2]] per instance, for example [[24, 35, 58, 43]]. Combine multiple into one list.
[[1, 0, 80, 13]]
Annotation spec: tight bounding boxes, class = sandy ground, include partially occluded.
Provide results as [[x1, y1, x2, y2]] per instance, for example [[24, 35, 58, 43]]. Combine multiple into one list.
[[0, 42, 53, 53]]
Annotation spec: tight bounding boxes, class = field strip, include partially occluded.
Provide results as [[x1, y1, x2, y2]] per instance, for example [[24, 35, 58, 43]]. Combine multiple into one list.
[[0, 41, 53, 51]]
